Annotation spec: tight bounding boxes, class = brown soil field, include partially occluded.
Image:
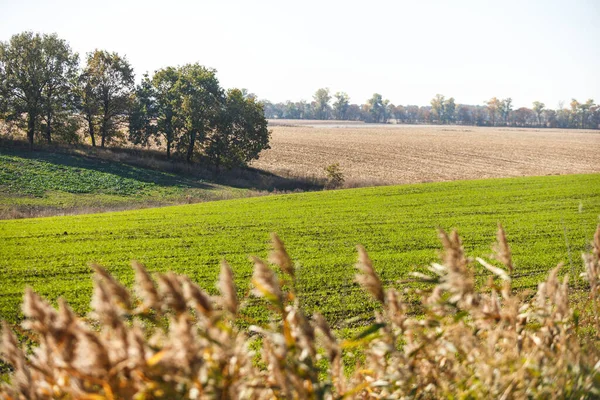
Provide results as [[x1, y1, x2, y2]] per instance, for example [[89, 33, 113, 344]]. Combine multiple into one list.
[[251, 122, 600, 186]]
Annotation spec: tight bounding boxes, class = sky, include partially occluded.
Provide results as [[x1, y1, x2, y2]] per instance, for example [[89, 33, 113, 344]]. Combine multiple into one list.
[[1, 0, 599, 108]]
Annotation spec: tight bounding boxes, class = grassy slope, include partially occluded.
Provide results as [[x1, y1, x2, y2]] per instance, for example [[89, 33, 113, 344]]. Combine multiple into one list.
[[0, 148, 252, 218], [1, 173, 599, 326]]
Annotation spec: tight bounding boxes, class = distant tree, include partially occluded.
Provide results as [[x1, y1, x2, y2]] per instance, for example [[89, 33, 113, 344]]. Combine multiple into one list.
[[405, 105, 419, 124], [543, 109, 557, 128], [570, 99, 581, 128], [514, 107, 535, 126], [205, 88, 270, 170], [418, 106, 431, 124], [332, 92, 350, 120], [313, 88, 331, 120], [444, 97, 456, 124], [579, 99, 595, 129], [345, 104, 362, 121], [430, 94, 446, 123], [590, 104, 600, 129], [485, 97, 501, 126], [367, 93, 387, 123], [499, 98, 513, 125], [456, 105, 472, 125], [383, 99, 393, 123], [175, 64, 223, 162], [393, 105, 406, 123], [0, 32, 78, 146], [82, 50, 134, 147], [532, 101, 545, 127]]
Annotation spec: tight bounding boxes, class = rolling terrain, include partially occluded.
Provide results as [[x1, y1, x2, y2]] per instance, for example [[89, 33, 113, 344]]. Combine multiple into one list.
[[0, 145, 318, 219], [1, 173, 599, 326]]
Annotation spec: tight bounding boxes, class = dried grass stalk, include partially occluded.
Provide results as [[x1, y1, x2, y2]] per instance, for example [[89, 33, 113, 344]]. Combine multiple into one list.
[[1, 226, 600, 399]]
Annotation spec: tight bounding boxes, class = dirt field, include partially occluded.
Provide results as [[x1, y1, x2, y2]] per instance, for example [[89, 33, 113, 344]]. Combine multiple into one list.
[[251, 121, 600, 186]]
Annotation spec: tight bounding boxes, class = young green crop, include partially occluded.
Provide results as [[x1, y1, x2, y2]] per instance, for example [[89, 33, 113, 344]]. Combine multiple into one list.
[[0, 149, 254, 217], [0, 173, 599, 326]]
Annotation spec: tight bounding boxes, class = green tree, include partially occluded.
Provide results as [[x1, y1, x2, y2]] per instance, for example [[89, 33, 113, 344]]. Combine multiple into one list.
[[532, 101, 545, 127], [313, 88, 331, 120], [128, 73, 157, 148], [75, 69, 100, 146], [579, 99, 595, 129], [430, 94, 446, 123], [176, 64, 223, 162], [444, 97, 456, 124], [0, 32, 78, 146], [430, 94, 456, 124], [367, 93, 386, 123], [152, 67, 183, 159], [499, 98, 512, 125], [38, 36, 79, 144], [485, 97, 501, 126], [82, 50, 134, 147], [332, 92, 350, 120], [206, 88, 270, 170]]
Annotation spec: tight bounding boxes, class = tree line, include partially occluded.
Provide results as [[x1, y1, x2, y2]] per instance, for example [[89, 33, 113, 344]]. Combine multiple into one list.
[[0, 32, 270, 168], [262, 89, 600, 129]]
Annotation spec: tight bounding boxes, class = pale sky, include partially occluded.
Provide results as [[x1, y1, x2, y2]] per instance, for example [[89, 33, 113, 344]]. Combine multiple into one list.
[[1, 0, 598, 108]]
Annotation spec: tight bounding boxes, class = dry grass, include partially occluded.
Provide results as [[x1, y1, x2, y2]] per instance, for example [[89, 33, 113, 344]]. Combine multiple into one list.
[[253, 123, 600, 187], [2, 226, 600, 399]]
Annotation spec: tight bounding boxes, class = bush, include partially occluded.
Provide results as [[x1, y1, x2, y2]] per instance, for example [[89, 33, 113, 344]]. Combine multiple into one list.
[[1, 226, 600, 398], [324, 162, 344, 189]]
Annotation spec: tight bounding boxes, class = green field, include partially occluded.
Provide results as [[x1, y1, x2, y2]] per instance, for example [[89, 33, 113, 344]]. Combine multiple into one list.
[[1, 173, 599, 326], [0, 148, 254, 218]]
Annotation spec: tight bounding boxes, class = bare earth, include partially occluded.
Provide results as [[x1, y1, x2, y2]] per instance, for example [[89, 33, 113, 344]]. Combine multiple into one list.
[[252, 121, 600, 186]]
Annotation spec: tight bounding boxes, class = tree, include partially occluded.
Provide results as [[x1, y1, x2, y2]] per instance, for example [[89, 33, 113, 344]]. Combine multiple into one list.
[[444, 97, 456, 124], [82, 50, 134, 147], [430, 94, 455, 124], [514, 107, 534, 126], [430, 94, 446, 123], [205, 88, 270, 170], [152, 67, 184, 158], [579, 99, 595, 129], [332, 92, 350, 120], [532, 101, 545, 127], [367, 93, 388, 123], [176, 64, 223, 162], [128, 73, 157, 148], [75, 69, 100, 146], [485, 97, 501, 126], [393, 105, 406, 123], [0, 32, 78, 146], [37, 36, 79, 144], [313, 88, 331, 120], [499, 98, 512, 125]]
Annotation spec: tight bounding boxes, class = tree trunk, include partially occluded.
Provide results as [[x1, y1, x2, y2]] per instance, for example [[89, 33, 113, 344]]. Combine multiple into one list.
[[27, 112, 35, 148], [46, 111, 52, 145], [88, 118, 96, 147], [186, 129, 197, 162], [166, 119, 172, 159], [101, 118, 107, 148]]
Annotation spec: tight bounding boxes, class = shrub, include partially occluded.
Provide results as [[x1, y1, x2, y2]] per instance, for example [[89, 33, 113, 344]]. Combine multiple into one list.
[[324, 163, 344, 189], [1, 226, 600, 398]]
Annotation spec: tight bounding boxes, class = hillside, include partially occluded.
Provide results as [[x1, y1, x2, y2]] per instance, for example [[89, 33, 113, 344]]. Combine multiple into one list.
[[0, 143, 320, 219], [1, 173, 599, 326]]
